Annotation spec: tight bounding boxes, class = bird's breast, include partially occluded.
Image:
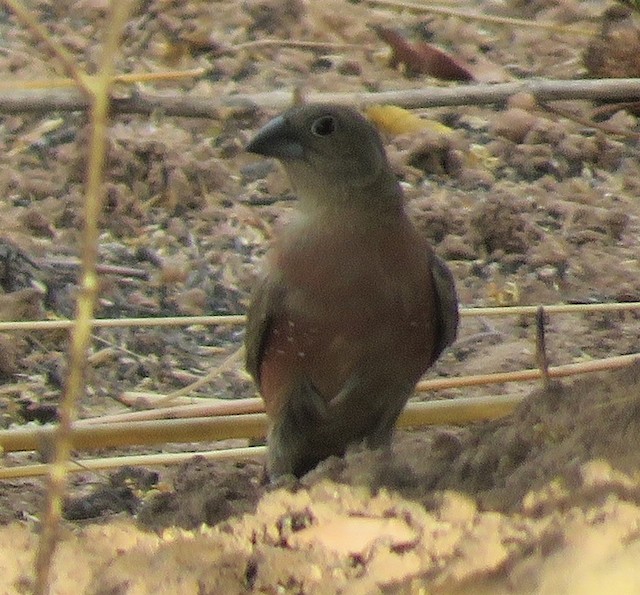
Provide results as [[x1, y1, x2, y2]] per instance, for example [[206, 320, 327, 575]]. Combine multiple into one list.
[[259, 220, 438, 412]]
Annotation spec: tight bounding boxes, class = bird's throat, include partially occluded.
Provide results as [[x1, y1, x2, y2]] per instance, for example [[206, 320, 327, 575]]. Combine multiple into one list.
[[293, 168, 405, 221]]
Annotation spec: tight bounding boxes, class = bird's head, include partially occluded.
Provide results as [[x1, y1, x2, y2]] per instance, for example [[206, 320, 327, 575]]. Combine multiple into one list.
[[246, 103, 402, 212]]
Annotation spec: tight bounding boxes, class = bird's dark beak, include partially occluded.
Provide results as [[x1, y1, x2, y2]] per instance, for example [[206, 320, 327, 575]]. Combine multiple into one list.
[[246, 115, 304, 160]]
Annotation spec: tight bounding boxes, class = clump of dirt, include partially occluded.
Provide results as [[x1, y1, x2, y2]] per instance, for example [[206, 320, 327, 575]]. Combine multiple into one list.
[[136, 458, 263, 532], [583, 5, 640, 79], [5, 364, 640, 592], [7, 364, 640, 592], [133, 363, 640, 532]]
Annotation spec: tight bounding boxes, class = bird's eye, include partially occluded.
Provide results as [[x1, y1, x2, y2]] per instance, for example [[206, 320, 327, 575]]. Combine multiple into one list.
[[310, 115, 336, 137]]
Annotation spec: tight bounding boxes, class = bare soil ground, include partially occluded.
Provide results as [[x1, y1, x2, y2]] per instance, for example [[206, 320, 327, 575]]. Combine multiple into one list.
[[2, 0, 640, 592]]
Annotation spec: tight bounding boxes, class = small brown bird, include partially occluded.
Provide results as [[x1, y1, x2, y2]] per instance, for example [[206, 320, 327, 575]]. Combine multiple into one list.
[[245, 104, 458, 478]]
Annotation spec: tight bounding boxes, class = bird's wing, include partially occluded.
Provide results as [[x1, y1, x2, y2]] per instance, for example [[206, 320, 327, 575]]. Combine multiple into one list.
[[244, 274, 284, 383], [430, 253, 459, 359]]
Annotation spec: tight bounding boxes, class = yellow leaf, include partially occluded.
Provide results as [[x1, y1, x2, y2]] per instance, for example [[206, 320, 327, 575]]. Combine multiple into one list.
[[366, 104, 453, 137]]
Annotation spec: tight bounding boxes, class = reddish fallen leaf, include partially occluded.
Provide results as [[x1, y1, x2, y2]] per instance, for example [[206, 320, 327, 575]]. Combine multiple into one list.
[[372, 25, 475, 82]]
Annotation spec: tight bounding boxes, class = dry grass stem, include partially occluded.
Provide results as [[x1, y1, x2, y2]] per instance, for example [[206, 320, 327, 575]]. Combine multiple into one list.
[[0, 314, 246, 332], [0, 301, 638, 333], [233, 39, 376, 52], [459, 301, 640, 317], [401, 393, 524, 427], [2, 352, 639, 457], [76, 397, 263, 425], [70, 351, 640, 427], [0, 446, 267, 480], [1, 413, 268, 453], [155, 346, 246, 406], [41, 258, 149, 279], [418, 352, 640, 391], [25, 3, 134, 592], [366, 0, 595, 35], [0, 392, 525, 473], [0, 397, 511, 458], [0, 387, 532, 481], [0, 68, 209, 92], [117, 391, 217, 408]]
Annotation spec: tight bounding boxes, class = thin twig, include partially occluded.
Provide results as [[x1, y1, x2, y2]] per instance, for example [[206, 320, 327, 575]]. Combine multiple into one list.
[[539, 100, 640, 140], [0, 446, 267, 480], [0, 396, 511, 454], [0, 68, 209, 92], [117, 391, 215, 408], [1, 412, 268, 453], [65, 349, 640, 428], [0, 314, 246, 332], [3, 79, 640, 116], [156, 346, 246, 405], [535, 306, 551, 389], [417, 352, 640, 392], [232, 39, 376, 52], [366, 0, 595, 36], [39, 258, 150, 279], [458, 301, 640, 317], [0, 301, 638, 333], [76, 397, 262, 425], [114, 68, 209, 84]]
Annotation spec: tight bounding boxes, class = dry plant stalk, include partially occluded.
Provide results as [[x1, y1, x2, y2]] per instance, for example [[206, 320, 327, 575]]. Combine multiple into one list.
[[418, 352, 640, 391], [1, 352, 638, 458], [0, 314, 246, 332], [2, 78, 640, 116], [4, 79, 640, 117], [458, 301, 640, 317], [0, 446, 268, 480], [79, 396, 263, 424], [155, 345, 246, 406], [539, 100, 640, 141], [1, 412, 268, 453], [0, 301, 638, 333], [366, 0, 595, 35], [0, 67, 209, 91], [67, 348, 640, 426], [535, 306, 551, 389], [0, 2, 135, 592]]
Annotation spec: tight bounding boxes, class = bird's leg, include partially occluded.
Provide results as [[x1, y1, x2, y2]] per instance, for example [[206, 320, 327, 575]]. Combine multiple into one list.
[[266, 377, 329, 478], [329, 371, 413, 448], [365, 384, 414, 449]]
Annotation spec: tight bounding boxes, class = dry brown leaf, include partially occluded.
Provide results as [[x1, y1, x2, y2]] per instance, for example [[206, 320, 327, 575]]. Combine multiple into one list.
[[372, 25, 474, 81]]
